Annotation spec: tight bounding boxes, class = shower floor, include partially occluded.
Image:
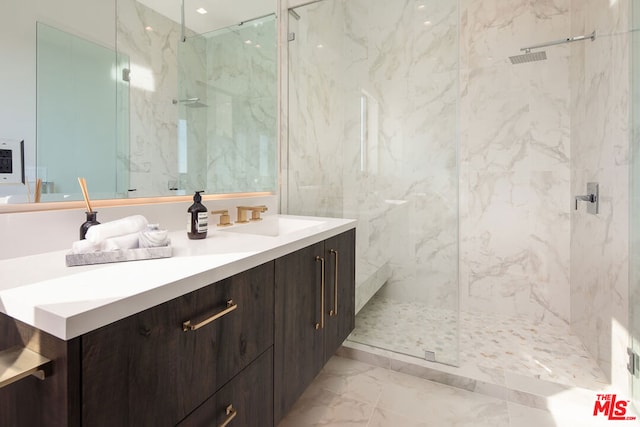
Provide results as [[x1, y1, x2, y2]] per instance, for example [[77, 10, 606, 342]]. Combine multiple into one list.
[[348, 294, 608, 391]]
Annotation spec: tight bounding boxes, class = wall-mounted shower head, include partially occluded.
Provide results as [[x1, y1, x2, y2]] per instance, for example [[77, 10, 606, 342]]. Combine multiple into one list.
[[289, 9, 301, 21], [509, 30, 596, 65], [509, 50, 547, 64], [172, 98, 208, 108]]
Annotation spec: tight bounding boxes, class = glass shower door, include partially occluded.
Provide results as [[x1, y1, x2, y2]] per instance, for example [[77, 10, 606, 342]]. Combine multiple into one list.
[[286, 0, 459, 366], [631, 0, 640, 410]]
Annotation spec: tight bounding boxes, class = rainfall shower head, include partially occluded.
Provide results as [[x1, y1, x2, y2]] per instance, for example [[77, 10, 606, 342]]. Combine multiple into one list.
[[509, 30, 596, 65], [172, 97, 208, 108], [509, 50, 547, 64]]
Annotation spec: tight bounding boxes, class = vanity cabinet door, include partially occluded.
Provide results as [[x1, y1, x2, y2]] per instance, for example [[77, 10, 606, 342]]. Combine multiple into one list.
[[82, 261, 274, 427], [274, 229, 356, 424], [274, 241, 325, 423], [177, 348, 273, 427], [323, 228, 356, 363]]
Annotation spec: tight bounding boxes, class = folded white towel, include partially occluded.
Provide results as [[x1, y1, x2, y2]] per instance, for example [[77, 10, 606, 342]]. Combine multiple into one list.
[[85, 215, 148, 244], [101, 232, 140, 251], [139, 225, 170, 248], [70, 239, 101, 254]]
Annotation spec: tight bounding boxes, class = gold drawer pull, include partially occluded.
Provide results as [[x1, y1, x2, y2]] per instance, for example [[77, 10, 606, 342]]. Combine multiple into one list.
[[182, 300, 238, 332], [0, 346, 51, 389], [330, 249, 338, 316], [314, 256, 325, 330], [219, 404, 237, 427]]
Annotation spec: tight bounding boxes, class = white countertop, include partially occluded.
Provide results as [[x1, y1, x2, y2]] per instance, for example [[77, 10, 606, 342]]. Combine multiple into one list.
[[0, 215, 356, 340]]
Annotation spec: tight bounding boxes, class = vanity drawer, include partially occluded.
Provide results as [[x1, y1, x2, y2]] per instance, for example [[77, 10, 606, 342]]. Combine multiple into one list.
[[175, 261, 275, 412], [178, 348, 273, 427], [82, 261, 275, 427]]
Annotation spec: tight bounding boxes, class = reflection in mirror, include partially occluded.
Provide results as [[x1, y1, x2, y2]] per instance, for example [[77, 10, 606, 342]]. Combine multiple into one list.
[[178, 15, 277, 194], [0, 0, 116, 204], [37, 23, 129, 201], [0, 0, 277, 207], [116, 0, 278, 199]]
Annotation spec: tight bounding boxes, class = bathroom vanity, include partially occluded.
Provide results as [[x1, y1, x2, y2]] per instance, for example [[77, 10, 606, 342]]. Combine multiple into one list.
[[0, 215, 356, 426]]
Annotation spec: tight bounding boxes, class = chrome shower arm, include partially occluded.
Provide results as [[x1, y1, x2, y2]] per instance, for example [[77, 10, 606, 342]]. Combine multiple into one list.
[[520, 30, 596, 52]]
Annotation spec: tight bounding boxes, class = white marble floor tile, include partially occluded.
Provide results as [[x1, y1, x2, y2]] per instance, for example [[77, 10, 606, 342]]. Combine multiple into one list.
[[309, 356, 389, 404], [277, 357, 639, 427], [367, 407, 430, 427], [377, 369, 510, 426], [507, 402, 557, 427], [278, 380, 374, 427]]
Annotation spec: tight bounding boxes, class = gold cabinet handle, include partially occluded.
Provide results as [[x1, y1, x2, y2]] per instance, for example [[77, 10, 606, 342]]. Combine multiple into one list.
[[315, 256, 325, 330], [0, 346, 51, 389], [218, 404, 237, 427], [182, 300, 238, 332], [330, 249, 338, 316]]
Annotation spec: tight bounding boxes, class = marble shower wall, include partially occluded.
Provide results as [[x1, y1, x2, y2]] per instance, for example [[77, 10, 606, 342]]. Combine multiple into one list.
[[117, 3, 277, 196], [459, 0, 572, 325], [286, 0, 460, 314], [204, 18, 278, 194], [117, 0, 181, 197], [570, 0, 630, 389]]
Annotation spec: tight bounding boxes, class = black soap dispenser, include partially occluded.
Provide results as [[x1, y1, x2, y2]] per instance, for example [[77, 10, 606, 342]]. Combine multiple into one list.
[[187, 191, 208, 240]]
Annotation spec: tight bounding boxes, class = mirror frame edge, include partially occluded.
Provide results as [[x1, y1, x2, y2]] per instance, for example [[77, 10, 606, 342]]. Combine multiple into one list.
[[0, 192, 275, 214]]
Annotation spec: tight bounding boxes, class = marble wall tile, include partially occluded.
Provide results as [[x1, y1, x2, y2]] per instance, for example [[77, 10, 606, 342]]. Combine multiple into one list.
[[117, 0, 182, 197], [286, 0, 459, 320], [459, 0, 572, 325], [569, 0, 630, 390], [204, 19, 278, 193]]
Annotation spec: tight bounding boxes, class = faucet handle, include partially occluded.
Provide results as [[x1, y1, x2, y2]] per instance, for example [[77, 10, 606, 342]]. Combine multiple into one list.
[[574, 182, 599, 214], [211, 209, 232, 227], [236, 205, 268, 223], [250, 205, 268, 221]]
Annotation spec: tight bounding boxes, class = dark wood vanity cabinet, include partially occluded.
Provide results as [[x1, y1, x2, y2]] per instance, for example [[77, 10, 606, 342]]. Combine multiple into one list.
[[0, 228, 355, 427], [274, 228, 356, 423], [178, 349, 273, 427], [82, 261, 275, 427]]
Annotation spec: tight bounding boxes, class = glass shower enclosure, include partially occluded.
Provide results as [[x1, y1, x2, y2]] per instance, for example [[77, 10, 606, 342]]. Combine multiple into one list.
[[285, 0, 460, 365], [176, 14, 278, 195]]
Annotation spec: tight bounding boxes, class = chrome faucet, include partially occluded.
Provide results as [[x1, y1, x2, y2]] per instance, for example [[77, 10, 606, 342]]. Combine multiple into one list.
[[236, 205, 268, 223]]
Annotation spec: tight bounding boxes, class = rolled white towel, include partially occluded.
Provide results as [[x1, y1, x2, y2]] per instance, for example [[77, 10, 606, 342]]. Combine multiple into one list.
[[101, 232, 140, 251], [85, 215, 148, 244], [70, 239, 101, 254]]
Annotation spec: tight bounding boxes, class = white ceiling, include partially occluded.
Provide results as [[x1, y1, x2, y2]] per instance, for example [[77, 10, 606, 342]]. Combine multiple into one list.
[[136, 0, 275, 35]]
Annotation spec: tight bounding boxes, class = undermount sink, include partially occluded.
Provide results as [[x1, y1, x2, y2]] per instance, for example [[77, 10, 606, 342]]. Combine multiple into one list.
[[221, 216, 325, 237]]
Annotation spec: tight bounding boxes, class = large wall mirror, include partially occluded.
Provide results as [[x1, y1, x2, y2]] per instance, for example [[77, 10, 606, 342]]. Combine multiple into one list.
[[0, 0, 277, 206]]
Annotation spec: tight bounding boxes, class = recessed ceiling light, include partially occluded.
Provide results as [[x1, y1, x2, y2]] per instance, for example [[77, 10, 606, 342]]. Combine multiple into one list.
[[317, 44, 324, 48], [424, 20, 432, 26], [255, 44, 262, 48], [145, 26, 153, 31], [417, 4, 426, 9], [196, 7, 207, 14], [245, 40, 253, 44]]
